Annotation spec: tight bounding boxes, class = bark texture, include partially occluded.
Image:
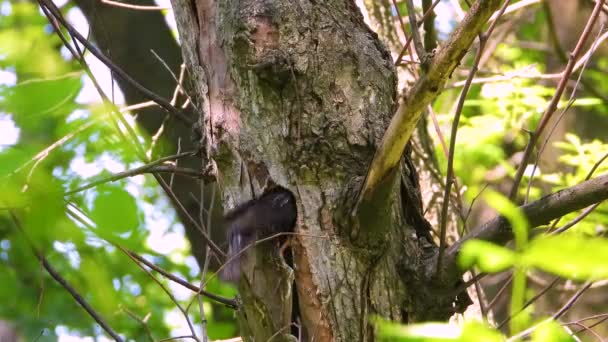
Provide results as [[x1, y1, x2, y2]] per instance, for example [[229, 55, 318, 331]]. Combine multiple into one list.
[[171, 0, 458, 340]]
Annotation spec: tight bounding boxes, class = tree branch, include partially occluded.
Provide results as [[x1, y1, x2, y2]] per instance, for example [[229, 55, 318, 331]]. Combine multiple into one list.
[[508, 0, 605, 200], [355, 0, 503, 210], [73, 0, 226, 269], [9, 211, 124, 342], [122, 248, 238, 309], [441, 173, 608, 279], [38, 0, 193, 125], [64, 151, 202, 195]]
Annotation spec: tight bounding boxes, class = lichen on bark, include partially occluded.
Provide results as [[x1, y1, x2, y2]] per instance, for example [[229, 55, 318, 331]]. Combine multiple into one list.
[[171, 0, 455, 340]]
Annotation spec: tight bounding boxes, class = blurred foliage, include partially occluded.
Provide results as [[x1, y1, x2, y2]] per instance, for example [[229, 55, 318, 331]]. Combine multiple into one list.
[[3, 0, 608, 341], [374, 317, 575, 342], [0, 1, 236, 341], [462, 234, 608, 282], [382, 0, 608, 340]]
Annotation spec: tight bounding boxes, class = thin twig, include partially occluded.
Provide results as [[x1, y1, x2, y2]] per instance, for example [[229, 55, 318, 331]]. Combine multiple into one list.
[[151, 51, 197, 112], [14, 120, 95, 174], [122, 308, 155, 341], [157, 334, 197, 341], [554, 282, 594, 320], [42, 0, 148, 162], [487, 273, 513, 311], [566, 322, 604, 342], [449, 29, 608, 88], [121, 246, 201, 342], [124, 249, 237, 308], [552, 202, 602, 234], [508, 0, 606, 200], [403, 0, 425, 60], [38, 0, 193, 125], [197, 181, 216, 342], [9, 211, 124, 342], [488, 0, 540, 23], [571, 312, 608, 336], [524, 23, 605, 204], [63, 204, 235, 308], [394, 0, 441, 66], [446, 173, 608, 267], [498, 276, 560, 329], [436, 43, 483, 273], [356, 0, 507, 215], [507, 281, 594, 341], [154, 175, 225, 258], [545, 132, 608, 233], [120, 101, 159, 113], [101, 0, 171, 11], [64, 151, 197, 195], [43, 6, 224, 260], [437, 0, 512, 274]]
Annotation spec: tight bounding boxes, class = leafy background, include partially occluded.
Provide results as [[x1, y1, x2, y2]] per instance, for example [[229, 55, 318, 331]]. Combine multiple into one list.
[[0, 1, 237, 340], [2, 0, 608, 341]]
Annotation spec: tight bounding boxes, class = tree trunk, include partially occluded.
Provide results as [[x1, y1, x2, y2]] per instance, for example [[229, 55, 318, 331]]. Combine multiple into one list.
[[170, 1, 462, 340]]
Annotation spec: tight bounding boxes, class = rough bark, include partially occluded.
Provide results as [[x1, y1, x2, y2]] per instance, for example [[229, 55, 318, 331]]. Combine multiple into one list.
[[169, 0, 462, 341]]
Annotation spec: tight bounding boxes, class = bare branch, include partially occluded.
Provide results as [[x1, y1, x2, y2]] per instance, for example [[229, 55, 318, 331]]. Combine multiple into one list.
[[355, 0, 504, 212], [438, 0, 512, 273], [64, 151, 202, 196], [101, 0, 171, 11], [37, 0, 193, 125], [9, 212, 124, 342], [121, 248, 238, 309], [394, 0, 442, 66], [443, 173, 608, 277], [508, 0, 606, 200]]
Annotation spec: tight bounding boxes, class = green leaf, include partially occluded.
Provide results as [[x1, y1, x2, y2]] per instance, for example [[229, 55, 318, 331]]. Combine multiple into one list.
[[522, 235, 608, 281], [0, 146, 32, 177], [531, 319, 575, 342], [460, 321, 504, 342], [20, 173, 70, 248], [375, 319, 460, 341], [0, 265, 18, 305], [1, 73, 82, 120], [91, 185, 140, 235], [374, 318, 504, 341], [81, 256, 119, 316], [459, 240, 516, 273], [483, 190, 529, 249], [0, 2, 72, 77]]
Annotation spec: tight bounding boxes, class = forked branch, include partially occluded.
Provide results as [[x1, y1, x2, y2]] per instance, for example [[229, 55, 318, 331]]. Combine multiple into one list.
[[439, 173, 608, 280], [354, 0, 504, 212]]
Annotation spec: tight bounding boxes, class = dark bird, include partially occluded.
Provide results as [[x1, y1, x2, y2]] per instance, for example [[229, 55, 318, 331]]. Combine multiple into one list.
[[222, 185, 297, 281]]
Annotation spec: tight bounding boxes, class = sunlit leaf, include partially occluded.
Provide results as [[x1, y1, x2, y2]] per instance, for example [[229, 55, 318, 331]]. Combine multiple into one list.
[[460, 321, 504, 342], [374, 318, 504, 341], [459, 240, 516, 273], [91, 185, 140, 235], [0, 146, 35, 177], [0, 2, 72, 77], [531, 319, 575, 342], [483, 190, 528, 249], [1, 73, 82, 120], [522, 235, 608, 281], [81, 256, 119, 316]]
